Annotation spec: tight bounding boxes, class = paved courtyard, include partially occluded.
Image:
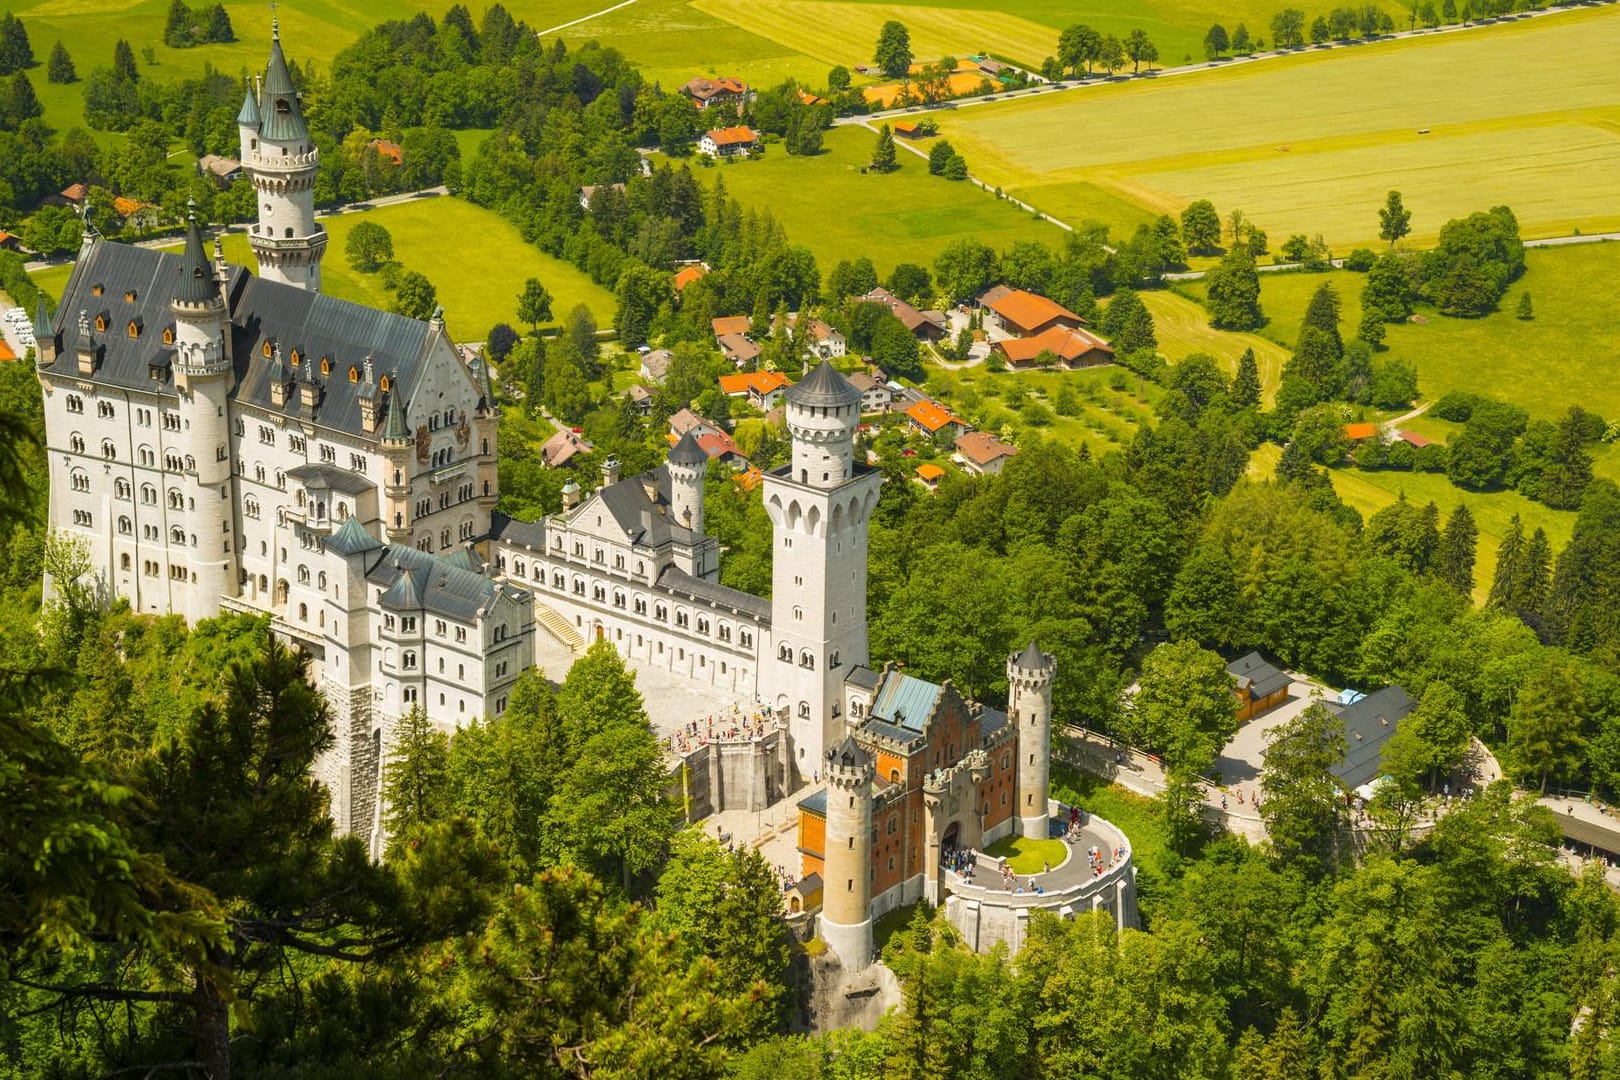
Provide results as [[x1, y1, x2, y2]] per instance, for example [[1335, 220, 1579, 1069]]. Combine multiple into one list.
[[1212, 675, 1333, 787]]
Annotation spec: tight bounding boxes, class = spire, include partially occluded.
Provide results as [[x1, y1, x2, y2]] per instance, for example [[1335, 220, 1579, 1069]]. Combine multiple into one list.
[[267, 341, 288, 383], [668, 428, 707, 467], [785, 359, 861, 409], [259, 13, 308, 142], [1014, 640, 1053, 671], [32, 294, 52, 341], [236, 79, 260, 127], [383, 374, 409, 442], [172, 200, 217, 306]]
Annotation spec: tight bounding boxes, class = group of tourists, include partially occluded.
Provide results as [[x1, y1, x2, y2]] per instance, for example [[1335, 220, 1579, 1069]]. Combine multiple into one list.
[[664, 707, 775, 754]]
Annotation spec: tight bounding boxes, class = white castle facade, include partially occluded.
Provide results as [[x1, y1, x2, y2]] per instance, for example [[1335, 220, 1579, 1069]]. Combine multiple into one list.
[[39, 23, 1098, 968]]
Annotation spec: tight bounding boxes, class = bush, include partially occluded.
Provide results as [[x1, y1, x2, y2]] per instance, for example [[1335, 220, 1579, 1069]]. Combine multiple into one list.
[[1430, 390, 1489, 423], [1343, 248, 1377, 272], [1413, 443, 1449, 472]]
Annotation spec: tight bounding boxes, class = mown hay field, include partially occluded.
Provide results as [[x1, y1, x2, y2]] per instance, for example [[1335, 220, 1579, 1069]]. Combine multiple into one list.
[[926, 9, 1620, 248]]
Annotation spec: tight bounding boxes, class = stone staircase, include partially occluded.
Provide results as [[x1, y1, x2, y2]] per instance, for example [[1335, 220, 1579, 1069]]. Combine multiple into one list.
[[534, 599, 585, 653]]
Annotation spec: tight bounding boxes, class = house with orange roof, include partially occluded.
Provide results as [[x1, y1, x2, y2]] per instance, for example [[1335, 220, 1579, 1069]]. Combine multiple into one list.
[[0, 230, 17, 252], [905, 399, 970, 439], [673, 263, 709, 291], [367, 138, 403, 165], [954, 431, 1018, 476], [0, 339, 16, 362], [892, 120, 921, 138], [802, 318, 846, 359], [979, 286, 1084, 338], [915, 463, 945, 490], [683, 76, 749, 111], [699, 126, 758, 158], [796, 88, 825, 106], [733, 465, 764, 492], [993, 325, 1114, 370], [695, 429, 743, 465], [112, 197, 160, 230], [1343, 422, 1380, 441], [719, 370, 791, 410]]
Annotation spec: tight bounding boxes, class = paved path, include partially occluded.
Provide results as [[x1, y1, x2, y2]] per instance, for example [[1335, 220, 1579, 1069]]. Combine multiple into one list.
[[535, 0, 639, 38], [1162, 233, 1620, 282]]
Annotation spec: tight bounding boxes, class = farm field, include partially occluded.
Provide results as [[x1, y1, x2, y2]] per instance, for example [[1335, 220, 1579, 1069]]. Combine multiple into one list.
[[924, 364, 1163, 459], [1139, 289, 1287, 405], [30, 197, 615, 344], [926, 8, 1620, 249], [1190, 242, 1620, 423], [706, 125, 1064, 276], [12, 0, 607, 133]]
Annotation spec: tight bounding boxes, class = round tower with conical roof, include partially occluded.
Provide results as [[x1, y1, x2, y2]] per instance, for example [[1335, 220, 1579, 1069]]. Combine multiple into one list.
[[820, 735, 876, 970], [241, 17, 326, 292], [171, 203, 237, 624], [1008, 641, 1056, 839], [667, 428, 707, 535]]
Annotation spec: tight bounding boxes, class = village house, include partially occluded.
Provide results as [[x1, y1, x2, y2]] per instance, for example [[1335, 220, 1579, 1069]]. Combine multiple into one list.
[[367, 138, 403, 166], [1325, 685, 1417, 795], [992, 324, 1115, 369], [953, 431, 1018, 476], [639, 348, 674, 384], [915, 463, 945, 490], [847, 371, 894, 414], [802, 318, 847, 359], [683, 76, 749, 111], [669, 407, 722, 442], [863, 286, 947, 342], [626, 384, 654, 415], [699, 126, 759, 158], [978, 286, 1085, 338], [712, 315, 751, 339], [718, 332, 762, 367], [540, 428, 595, 469], [112, 197, 160, 232], [196, 155, 243, 185], [1343, 422, 1380, 442], [719, 370, 791, 410], [906, 399, 971, 440], [673, 263, 709, 291]]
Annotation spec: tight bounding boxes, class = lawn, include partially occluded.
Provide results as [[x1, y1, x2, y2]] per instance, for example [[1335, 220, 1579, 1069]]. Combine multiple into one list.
[[29, 196, 616, 344], [925, 8, 1620, 248], [1194, 242, 1620, 424], [983, 834, 1068, 875], [706, 124, 1064, 277], [1143, 288, 1287, 405]]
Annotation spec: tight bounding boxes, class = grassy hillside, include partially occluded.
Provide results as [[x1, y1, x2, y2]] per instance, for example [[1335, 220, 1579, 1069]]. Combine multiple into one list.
[[702, 124, 1064, 276], [30, 196, 615, 344], [925, 8, 1620, 248], [1190, 241, 1620, 423]]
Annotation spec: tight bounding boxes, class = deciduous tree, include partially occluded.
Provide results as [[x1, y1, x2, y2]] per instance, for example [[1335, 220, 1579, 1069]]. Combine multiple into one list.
[[875, 20, 913, 78]]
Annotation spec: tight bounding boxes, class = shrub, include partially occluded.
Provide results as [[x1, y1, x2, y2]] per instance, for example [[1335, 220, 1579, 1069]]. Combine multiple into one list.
[[1343, 248, 1377, 272], [1430, 390, 1488, 423]]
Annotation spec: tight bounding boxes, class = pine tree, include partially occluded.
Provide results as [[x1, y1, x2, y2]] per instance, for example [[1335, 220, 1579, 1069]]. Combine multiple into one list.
[[113, 38, 139, 83], [8, 70, 40, 121], [1487, 514, 1525, 613], [871, 123, 897, 173], [46, 39, 73, 83], [1519, 527, 1552, 632], [0, 12, 32, 76], [1436, 503, 1478, 596], [381, 706, 450, 855], [1232, 347, 1261, 408], [1516, 291, 1534, 320], [1298, 283, 1343, 356]]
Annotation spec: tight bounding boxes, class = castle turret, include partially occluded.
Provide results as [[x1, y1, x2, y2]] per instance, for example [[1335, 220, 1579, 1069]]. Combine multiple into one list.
[[170, 203, 236, 625], [1008, 641, 1055, 839], [762, 361, 883, 769], [31, 295, 54, 365], [667, 429, 707, 535], [243, 17, 327, 291], [381, 377, 412, 543], [820, 735, 875, 970]]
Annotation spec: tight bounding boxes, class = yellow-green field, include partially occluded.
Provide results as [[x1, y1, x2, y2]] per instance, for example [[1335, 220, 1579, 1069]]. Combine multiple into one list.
[[1141, 289, 1286, 405], [703, 124, 1064, 276], [1196, 242, 1620, 424], [31, 197, 615, 343], [927, 8, 1620, 248]]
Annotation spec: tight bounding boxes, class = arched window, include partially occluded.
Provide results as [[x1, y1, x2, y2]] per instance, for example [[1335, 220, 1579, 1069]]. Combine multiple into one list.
[[778, 644, 792, 662], [297, 565, 310, 583], [162, 326, 174, 345], [117, 516, 131, 535], [379, 374, 390, 392], [298, 602, 307, 621], [169, 526, 185, 545], [800, 650, 815, 670], [320, 357, 331, 375], [797, 701, 810, 719], [101, 440, 116, 460], [348, 365, 359, 383], [126, 320, 140, 338], [262, 340, 274, 359]]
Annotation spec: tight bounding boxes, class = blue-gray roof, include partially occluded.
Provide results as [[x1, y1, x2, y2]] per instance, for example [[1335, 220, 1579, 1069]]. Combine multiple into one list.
[[786, 359, 861, 409], [657, 565, 770, 623], [869, 671, 944, 733], [287, 463, 371, 495], [845, 665, 879, 691], [365, 543, 522, 623], [326, 516, 384, 557], [42, 238, 444, 441], [798, 788, 828, 815], [1228, 651, 1291, 701], [236, 81, 260, 126], [979, 705, 1009, 738], [489, 511, 547, 550], [258, 25, 309, 143], [1330, 685, 1417, 790], [861, 718, 919, 746]]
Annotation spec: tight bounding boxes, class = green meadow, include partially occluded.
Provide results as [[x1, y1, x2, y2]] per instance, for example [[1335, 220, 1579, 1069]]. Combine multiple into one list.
[[703, 124, 1064, 277], [30, 196, 615, 343], [926, 8, 1620, 248]]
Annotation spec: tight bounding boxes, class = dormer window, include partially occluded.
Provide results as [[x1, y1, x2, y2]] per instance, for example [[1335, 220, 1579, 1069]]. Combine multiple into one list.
[[348, 365, 358, 383], [92, 284, 104, 296], [262, 340, 273, 359], [275, 98, 290, 115], [379, 374, 391, 392], [162, 326, 174, 345], [320, 357, 331, 376], [94, 314, 107, 332], [126, 319, 140, 338], [124, 290, 136, 302]]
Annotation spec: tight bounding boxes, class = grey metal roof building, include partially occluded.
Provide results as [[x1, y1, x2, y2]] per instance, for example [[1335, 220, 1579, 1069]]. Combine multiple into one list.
[[1328, 685, 1417, 790]]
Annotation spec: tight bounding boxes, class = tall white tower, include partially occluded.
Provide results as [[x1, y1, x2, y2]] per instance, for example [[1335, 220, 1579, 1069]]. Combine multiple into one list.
[[762, 361, 883, 770], [170, 205, 237, 625], [240, 17, 326, 292], [1008, 641, 1055, 838]]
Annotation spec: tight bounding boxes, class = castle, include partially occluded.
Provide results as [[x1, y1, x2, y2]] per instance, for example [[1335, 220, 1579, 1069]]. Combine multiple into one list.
[[39, 23, 1118, 972]]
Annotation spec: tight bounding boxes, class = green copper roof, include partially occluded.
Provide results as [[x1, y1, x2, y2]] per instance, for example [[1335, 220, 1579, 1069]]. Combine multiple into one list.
[[236, 81, 260, 127], [383, 379, 409, 441], [32, 294, 51, 340], [258, 20, 309, 143]]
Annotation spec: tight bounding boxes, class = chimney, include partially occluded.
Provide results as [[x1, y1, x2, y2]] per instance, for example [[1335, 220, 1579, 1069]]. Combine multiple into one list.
[[641, 473, 659, 504], [75, 311, 97, 376], [268, 343, 291, 407], [358, 357, 379, 433], [601, 455, 621, 487], [561, 479, 581, 512]]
